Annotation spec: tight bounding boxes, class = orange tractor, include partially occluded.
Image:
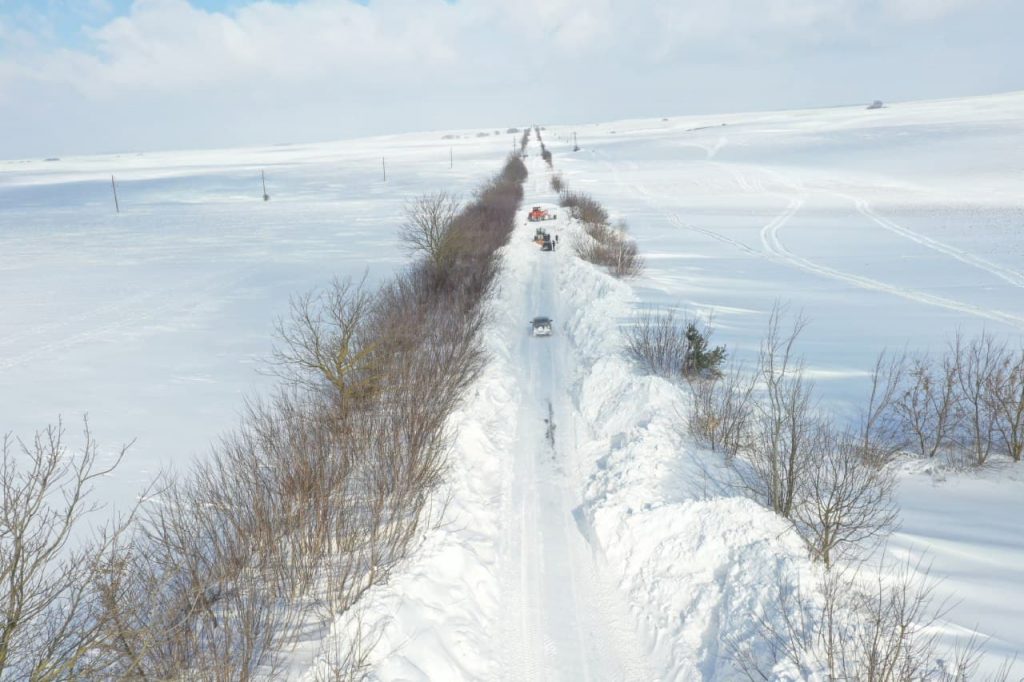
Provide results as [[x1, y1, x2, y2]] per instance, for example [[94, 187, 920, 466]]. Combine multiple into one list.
[[528, 206, 556, 222]]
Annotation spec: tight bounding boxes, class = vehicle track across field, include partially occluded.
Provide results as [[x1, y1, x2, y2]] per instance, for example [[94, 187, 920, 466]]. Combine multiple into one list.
[[757, 196, 1024, 330], [587, 150, 1024, 331]]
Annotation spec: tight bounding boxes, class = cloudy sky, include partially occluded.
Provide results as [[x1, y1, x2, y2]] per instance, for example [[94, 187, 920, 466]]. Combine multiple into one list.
[[1, 0, 1021, 158]]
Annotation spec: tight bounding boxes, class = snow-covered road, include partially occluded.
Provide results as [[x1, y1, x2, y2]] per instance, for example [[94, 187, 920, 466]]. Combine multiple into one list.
[[498, 191, 648, 681]]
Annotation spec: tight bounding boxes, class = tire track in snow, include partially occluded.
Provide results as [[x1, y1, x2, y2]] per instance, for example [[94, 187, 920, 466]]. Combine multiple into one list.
[[670, 215, 760, 256], [590, 150, 1024, 329], [854, 198, 1024, 289], [759, 198, 1024, 329]]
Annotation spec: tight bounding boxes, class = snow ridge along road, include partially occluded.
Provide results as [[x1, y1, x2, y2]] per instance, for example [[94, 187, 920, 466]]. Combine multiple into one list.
[[499, 183, 649, 681]]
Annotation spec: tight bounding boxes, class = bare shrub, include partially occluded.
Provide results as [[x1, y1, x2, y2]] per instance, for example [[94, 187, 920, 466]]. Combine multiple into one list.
[[581, 219, 613, 243], [607, 234, 645, 278], [856, 349, 907, 466], [988, 346, 1024, 462], [0, 420, 135, 680], [894, 352, 960, 459], [952, 332, 1005, 466], [312, 613, 381, 681], [626, 307, 725, 379], [687, 362, 755, 459], [735, 304, 814, 518], [573, 227, 644, 279], [792, 426, 898, 567], [731, 559, 997, 682], [541, 147, 553, 167], [550, 173, 565, 193], [95, 461, 302, 680], [559, 190, 609, 226]]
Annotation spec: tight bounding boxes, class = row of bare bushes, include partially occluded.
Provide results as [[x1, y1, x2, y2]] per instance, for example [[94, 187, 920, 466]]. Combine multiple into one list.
[[691, 322, 1024, 477], [680, 309, 1024, 570], [1, 154, 528, 680], [865, 333, 1024, 467], [682, 305, 896, 568], [554, 182, 644, 278], [675, 306, 1016, 678], [534, 125, 553, 168]]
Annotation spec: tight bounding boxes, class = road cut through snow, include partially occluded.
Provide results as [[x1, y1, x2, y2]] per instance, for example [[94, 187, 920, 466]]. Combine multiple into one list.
[[497, 178, 650, 681]]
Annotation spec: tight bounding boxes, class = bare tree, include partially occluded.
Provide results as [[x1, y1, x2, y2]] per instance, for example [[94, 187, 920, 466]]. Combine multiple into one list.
[[988, 346, 1024, 462], [856, 349, 907, 466], [271, 277, 378, 402], [0, 419, 135, 680], [953, 332, 1005, 466], [894, 352, 960, 459], [736, 304, 814, 518], [399, 192, 462, 273], [792, 426, 898, 567]]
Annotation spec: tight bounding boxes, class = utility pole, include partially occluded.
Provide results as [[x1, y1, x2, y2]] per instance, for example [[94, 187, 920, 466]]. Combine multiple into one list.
[[382, 157, 386, 182], [450, 146, 453, 169], [261, 170, 269, 201], [111, 175, 120, 214], [573, 131, 579, 152]]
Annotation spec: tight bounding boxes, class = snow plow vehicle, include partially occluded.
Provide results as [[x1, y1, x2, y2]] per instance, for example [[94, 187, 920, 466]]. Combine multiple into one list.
[[530, 317, 553, 337], [534, 227, 549, 244], [528, 206, 556, 222]]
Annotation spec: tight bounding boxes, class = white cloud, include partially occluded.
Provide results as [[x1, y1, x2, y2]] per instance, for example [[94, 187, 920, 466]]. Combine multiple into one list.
[[0, 0, 1017, 157], [40, 0, 464, 95], [7, 0, 996, 98]]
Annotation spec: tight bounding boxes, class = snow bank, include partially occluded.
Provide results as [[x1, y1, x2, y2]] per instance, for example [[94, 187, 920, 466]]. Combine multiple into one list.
[[555, 220, 813, 680]]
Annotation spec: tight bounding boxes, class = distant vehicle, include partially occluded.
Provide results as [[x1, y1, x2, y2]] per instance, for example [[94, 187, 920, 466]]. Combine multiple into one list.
[[528, 206, 556, 222], [531, 317, 553, 337], [534, 227, 550, 244], [541, 235, 553, 251], [867, 100, 884, 110]]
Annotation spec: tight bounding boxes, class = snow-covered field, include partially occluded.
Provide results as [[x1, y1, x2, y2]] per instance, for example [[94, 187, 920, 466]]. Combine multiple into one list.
[[0, 129, 518, 509], [4, 92, 1024, 679]]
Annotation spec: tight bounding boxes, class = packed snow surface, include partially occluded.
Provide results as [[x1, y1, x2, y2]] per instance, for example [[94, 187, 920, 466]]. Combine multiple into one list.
[[4, 93, 1024, 678]]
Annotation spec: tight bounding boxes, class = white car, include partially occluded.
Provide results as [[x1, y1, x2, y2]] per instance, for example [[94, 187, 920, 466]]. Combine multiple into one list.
[[531, 317, 553, 337]]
